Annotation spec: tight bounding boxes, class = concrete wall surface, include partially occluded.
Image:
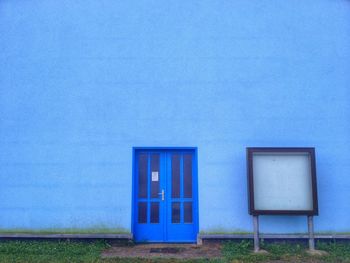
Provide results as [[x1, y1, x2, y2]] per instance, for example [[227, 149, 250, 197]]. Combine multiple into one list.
[[0, 0, 349, 234]]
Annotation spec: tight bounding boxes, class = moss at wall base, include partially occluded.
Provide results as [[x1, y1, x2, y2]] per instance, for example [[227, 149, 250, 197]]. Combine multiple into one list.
[[199, 230, 350, 235], [0, 227, 130, 235], [200, 227, 252, 235], [200, 231, 253, 235]]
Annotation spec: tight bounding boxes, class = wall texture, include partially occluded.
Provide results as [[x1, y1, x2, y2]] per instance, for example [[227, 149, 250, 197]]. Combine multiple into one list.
[[0, 0, 349, 233]]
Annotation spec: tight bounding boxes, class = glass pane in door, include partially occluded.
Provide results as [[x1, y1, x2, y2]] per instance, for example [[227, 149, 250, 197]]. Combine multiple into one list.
[[171, 202, 180, 223], [150, 154, 160, 198], [138, 154, 148, 198], [183, 154, 192, 198], [184, 202, 193, 223], [171, 154, 180, 198], [150, 202, 159, 223], [138, 202, 147, 223]]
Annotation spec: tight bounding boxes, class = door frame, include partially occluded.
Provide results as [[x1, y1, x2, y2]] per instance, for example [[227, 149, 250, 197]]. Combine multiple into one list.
[[131, 147, 199, 242]]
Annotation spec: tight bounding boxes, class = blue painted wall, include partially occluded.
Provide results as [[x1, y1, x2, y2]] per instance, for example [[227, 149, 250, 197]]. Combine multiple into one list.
[[0, 0, 349, 233]]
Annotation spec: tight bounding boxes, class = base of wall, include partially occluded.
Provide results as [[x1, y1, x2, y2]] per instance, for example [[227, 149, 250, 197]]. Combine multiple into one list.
[[1, 233, 349, 244], [197, 234, 350, 245], [0, 233, 132, 240]]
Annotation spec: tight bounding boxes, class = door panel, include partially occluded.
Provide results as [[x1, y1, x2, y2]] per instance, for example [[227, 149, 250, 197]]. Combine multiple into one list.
[[134, 152, 165, 242], [133, 149, 198, 242], [166, 152, 197, 242]]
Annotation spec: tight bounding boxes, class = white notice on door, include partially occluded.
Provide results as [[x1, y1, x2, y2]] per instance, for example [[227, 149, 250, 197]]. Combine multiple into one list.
[[151, 171, 159, 181]]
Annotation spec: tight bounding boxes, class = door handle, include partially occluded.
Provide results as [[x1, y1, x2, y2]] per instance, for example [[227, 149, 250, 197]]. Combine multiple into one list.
[[158, 189, 165, 201]]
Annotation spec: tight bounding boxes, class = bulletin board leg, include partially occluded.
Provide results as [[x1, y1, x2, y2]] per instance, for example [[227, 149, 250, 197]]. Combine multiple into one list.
[[253, 215, 260, 252], [308, 215, 315, 251]]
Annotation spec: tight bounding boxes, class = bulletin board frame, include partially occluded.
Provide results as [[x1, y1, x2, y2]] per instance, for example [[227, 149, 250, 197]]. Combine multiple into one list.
[[247, 147, 318, 216]]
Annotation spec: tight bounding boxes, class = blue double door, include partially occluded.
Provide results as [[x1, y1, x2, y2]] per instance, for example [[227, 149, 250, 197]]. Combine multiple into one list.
[[133, 149, 198, 242]]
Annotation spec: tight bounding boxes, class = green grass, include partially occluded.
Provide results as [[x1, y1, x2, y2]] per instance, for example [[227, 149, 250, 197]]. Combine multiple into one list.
[[0, 240, 109, 263], [0, 240, 349, 262], [222, 240, 307, 262], [222, 240, 350, 262], [318, 241, 350, 262]]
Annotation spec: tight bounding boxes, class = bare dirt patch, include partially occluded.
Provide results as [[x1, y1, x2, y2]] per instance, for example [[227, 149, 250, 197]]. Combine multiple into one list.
[[101, 242, 222, 259]]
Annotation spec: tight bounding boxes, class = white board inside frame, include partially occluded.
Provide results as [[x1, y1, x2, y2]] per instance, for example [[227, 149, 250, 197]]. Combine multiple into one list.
[[252, 152, 314, 211]]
